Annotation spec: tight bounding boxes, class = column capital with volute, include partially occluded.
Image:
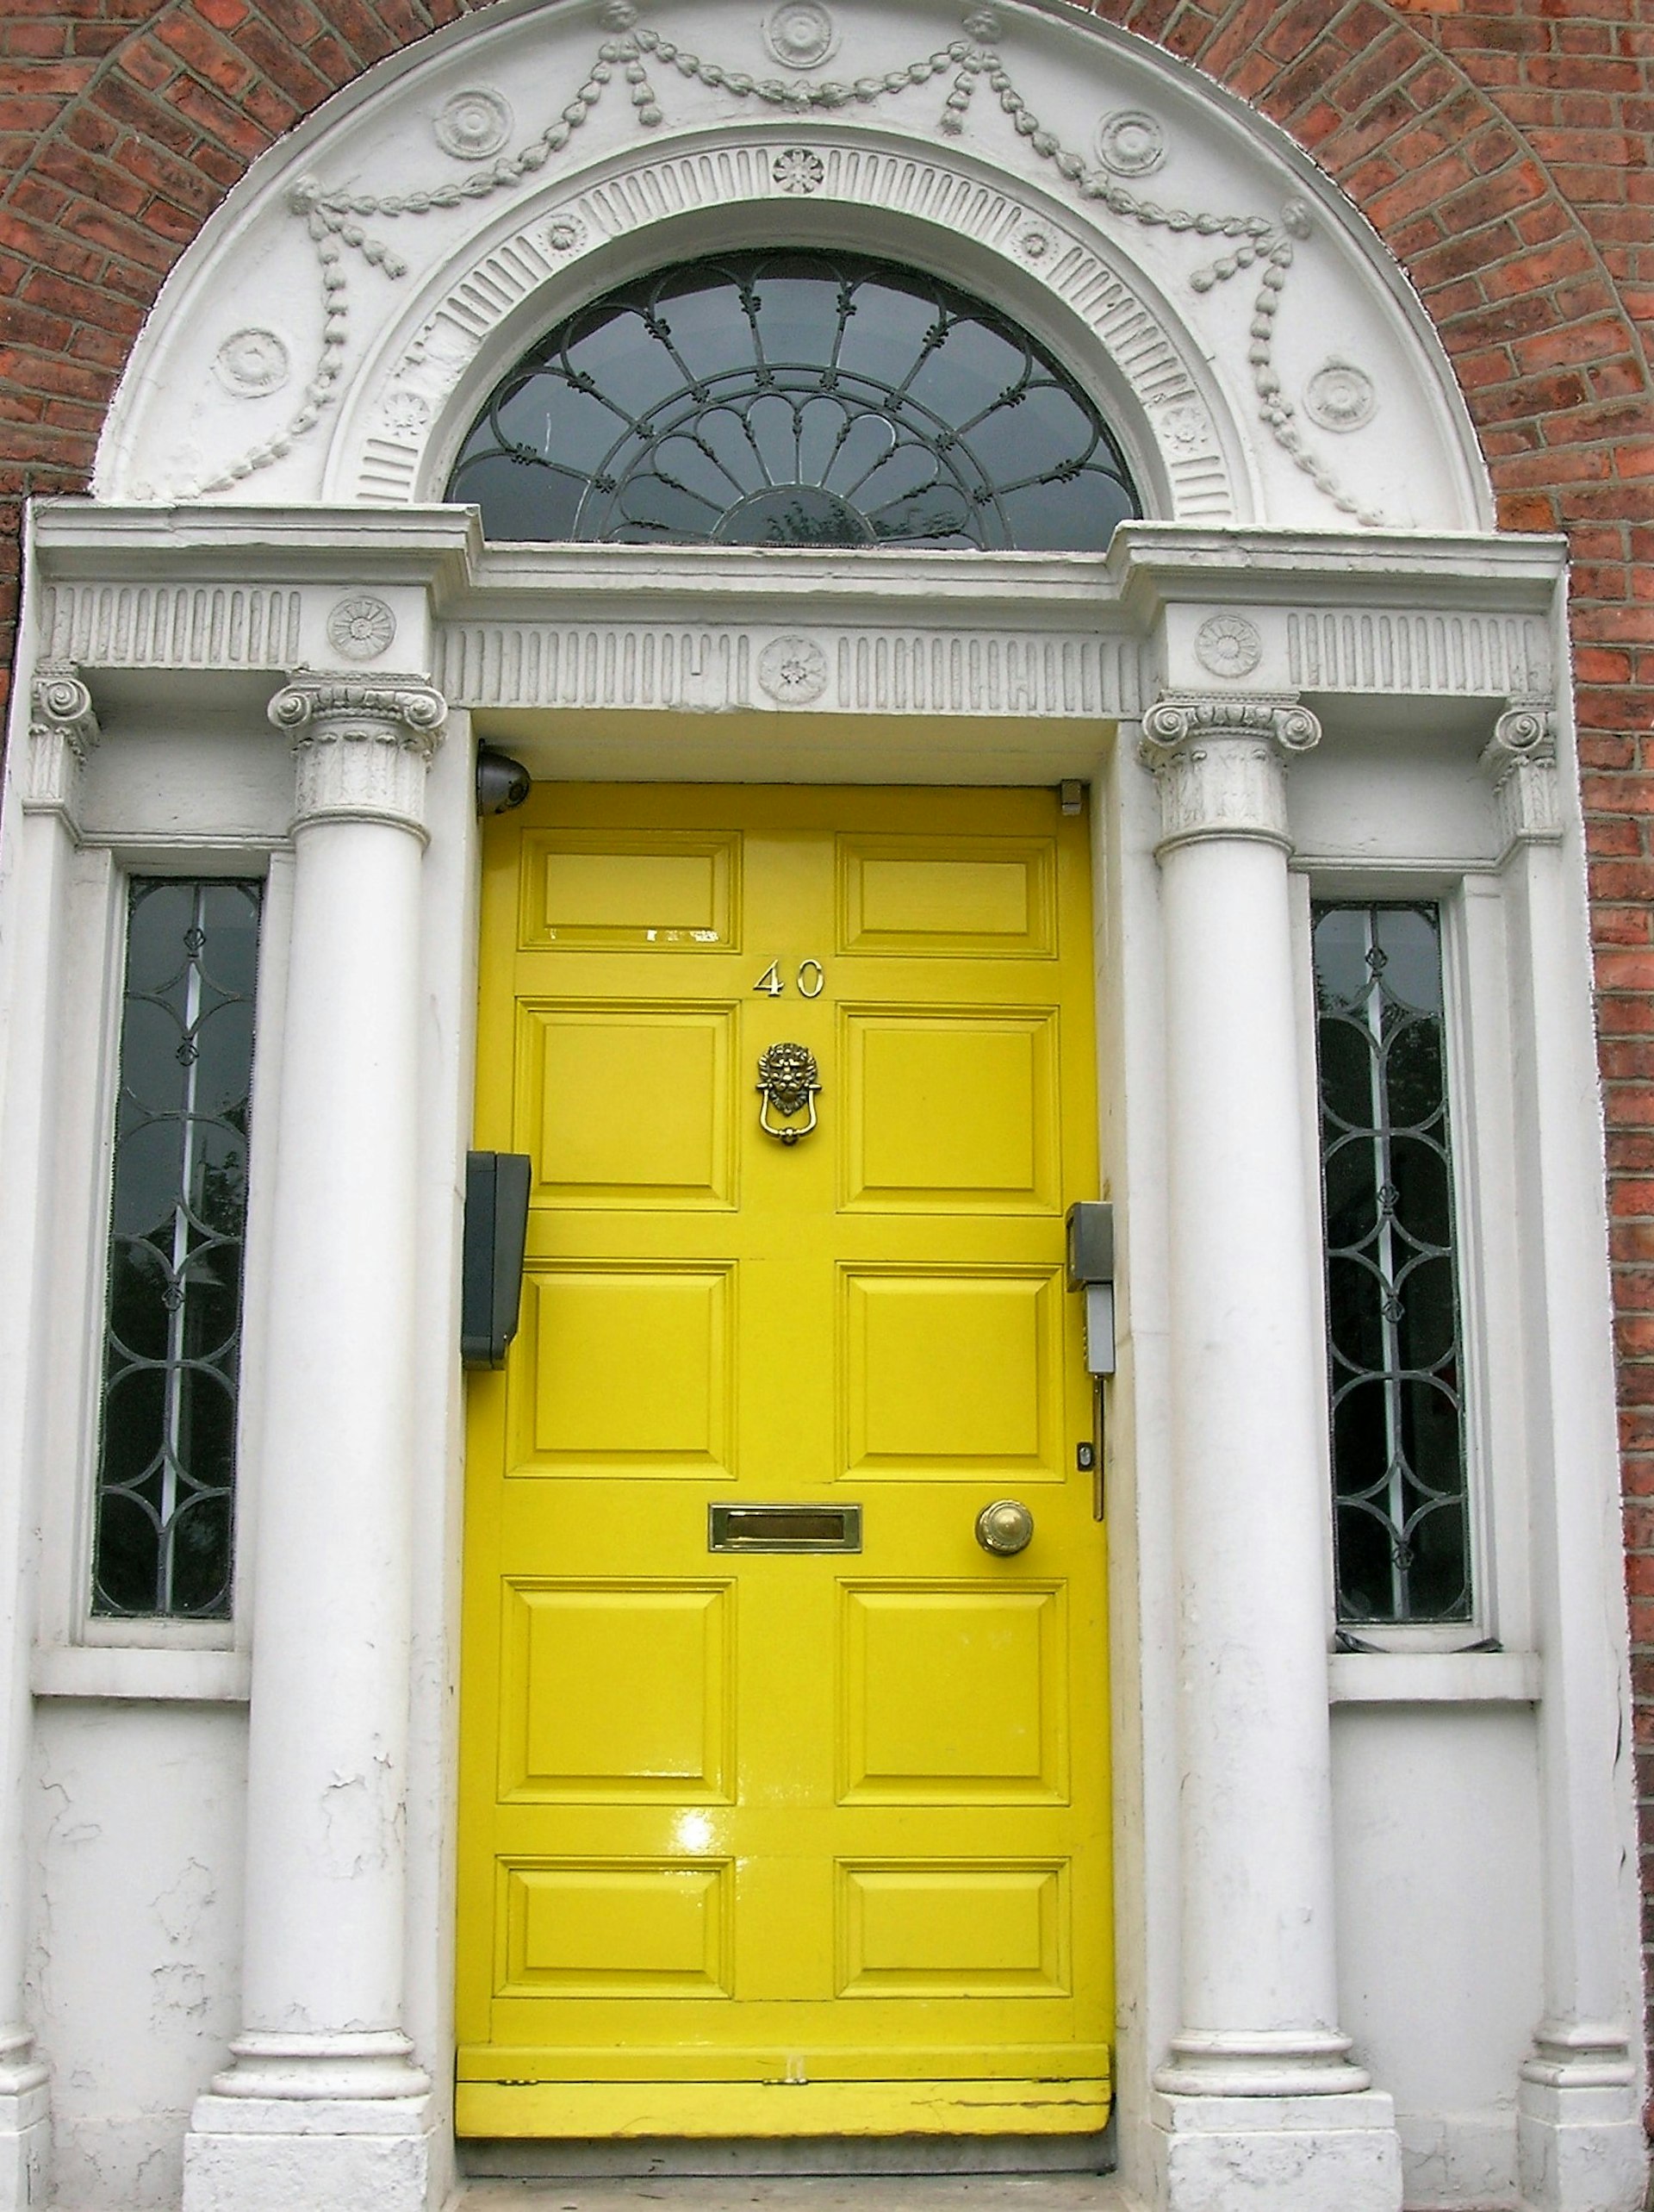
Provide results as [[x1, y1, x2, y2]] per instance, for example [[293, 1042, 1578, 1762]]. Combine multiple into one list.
[[268, 673, 446, 840], [1480, 698, 1562, 863], [1138, 694, 1321, 855], [23, 661, 100, 822]]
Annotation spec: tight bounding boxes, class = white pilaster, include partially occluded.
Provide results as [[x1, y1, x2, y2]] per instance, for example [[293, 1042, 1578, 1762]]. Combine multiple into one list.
[[183, 676, 446, 2212], [1139, 696, 1402, 2212], [0, 665, 96, 2209], [1483, 706, 1647, 2212]]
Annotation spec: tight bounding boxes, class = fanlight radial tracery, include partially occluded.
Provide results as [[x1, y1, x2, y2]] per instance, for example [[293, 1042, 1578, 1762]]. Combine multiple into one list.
[[447, 252, 1141, 550]]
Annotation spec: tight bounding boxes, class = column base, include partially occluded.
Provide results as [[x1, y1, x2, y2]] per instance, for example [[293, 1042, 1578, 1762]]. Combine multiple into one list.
[[182, 2094, 435, 2212], [1517, 2025, 1645, 2212], [1149, 2087, 1402, 2212], [0, 2034, 50, 2212], [0, 2089, 48, 2212], [183, 2034, 435, 2212]]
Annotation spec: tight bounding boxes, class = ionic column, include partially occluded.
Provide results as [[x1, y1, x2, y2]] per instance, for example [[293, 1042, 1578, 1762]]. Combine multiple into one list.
[[1483, 707, 1645, 2212], [0, 666, 99, 2209], [1139, 697, 1402, 2212], [183, 678, 446, 2212]]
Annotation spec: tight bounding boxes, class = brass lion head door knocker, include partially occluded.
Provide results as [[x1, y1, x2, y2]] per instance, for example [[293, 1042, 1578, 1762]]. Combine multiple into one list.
[[755, 1042, 822, 1144]]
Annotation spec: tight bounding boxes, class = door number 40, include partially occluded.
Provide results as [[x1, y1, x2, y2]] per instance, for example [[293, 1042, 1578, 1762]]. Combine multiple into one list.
[[755, 959, 825, 999]]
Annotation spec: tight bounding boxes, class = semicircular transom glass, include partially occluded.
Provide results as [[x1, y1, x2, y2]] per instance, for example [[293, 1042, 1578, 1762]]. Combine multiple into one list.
[[447, 251, 1141, 551]]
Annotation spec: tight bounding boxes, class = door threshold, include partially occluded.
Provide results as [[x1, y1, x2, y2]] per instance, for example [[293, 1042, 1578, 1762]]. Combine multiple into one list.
[[460, 2135, 1113, 2179], [453, 2178, 1136, 2212]]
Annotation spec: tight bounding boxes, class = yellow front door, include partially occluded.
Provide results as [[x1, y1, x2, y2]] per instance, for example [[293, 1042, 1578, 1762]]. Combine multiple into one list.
[[457, 782, 1111, 2140]]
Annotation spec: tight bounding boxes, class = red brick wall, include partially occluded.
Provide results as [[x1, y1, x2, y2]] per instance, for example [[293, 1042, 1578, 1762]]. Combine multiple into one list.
[[3, 0, 1654, 2082]]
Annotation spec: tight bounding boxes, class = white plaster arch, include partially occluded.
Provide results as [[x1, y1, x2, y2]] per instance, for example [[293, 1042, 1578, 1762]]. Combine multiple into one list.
[[95, 0, 1494, 536], [333, 131, 1240, 527]]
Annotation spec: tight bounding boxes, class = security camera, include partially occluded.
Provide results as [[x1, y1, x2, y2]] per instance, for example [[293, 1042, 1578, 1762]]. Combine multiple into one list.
[[476, 747, 531, 814]]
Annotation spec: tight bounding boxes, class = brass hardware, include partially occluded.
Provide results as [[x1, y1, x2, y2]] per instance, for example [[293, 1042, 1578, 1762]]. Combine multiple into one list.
[[710, 1502, 861, 1553], [756, 1042, 822, 1143], [975, 1499, 1035, 1556], [754, 960, 827, 998]]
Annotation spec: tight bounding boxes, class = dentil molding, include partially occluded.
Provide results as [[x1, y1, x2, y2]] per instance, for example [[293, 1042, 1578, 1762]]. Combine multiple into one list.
[[1138, 694, 1321, 854], [268, 676, 448, 839]]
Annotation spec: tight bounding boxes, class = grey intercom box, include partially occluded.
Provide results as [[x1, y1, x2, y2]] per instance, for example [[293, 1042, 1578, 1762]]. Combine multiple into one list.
[[1065, 1200, 1116, 1376], [461, 1150, 532, 1369]]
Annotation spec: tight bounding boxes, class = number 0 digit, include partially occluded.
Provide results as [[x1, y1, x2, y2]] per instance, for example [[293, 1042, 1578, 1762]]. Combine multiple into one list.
[[797, 960, 825, 999]]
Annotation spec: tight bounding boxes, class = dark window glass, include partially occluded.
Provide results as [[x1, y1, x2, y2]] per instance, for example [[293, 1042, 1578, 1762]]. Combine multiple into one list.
[[92, 880, 262, 1619], [447, 251, 1140, 551], [1312, 902, 1471, 1625]]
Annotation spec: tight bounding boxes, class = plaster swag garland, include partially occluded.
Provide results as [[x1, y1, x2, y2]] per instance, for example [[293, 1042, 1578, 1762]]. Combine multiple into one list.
[[196, 0, 1382, 527]]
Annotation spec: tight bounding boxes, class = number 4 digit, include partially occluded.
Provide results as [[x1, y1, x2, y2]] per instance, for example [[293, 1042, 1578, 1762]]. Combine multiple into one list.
[[754, 960, 785, 997]]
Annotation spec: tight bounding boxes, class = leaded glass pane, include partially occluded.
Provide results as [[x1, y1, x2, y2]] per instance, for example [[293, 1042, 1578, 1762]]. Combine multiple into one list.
[[92, 880, 262, 1619], [1312, 902, 1471, 1625], [448, 251, 1140, 551]]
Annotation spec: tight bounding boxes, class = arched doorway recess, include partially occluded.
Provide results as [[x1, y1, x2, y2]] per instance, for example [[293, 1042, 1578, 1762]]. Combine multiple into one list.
[[1, 4, 1639, 2212]]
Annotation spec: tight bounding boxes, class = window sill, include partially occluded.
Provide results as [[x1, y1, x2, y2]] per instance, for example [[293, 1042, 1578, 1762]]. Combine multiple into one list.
[[32, 1645, 251, 1703], [1328, 1650, 1540, 1704]]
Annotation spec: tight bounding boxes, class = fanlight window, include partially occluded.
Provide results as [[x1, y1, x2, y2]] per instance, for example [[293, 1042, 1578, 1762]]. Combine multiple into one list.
[[448, 251, 1140, 551]]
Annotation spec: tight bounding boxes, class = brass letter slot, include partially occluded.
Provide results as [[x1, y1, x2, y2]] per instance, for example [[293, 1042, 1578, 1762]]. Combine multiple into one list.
[[708, 1503, 862, 1554]]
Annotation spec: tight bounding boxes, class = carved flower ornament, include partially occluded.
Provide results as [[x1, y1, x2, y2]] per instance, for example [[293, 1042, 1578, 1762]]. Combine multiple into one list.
[[1194, 613, 1264, 680], [326, 596, 398, 661]]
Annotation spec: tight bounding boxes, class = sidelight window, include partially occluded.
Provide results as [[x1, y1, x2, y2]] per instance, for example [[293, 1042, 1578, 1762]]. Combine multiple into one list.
[[1312, 901, 1471, 1626], [91, 879, 262, 1619]]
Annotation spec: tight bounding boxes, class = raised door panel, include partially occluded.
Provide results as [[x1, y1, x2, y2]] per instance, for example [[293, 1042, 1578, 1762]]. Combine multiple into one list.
[[838, 1864, 1068, 1997], [841, 1267, 1063, 1480], [838, 837, 1055, 958], [843, 1010, 1058, 1212], [498, 1860, 734, 1997], [519, 831, 739, 950], [510, 1262, 734, 1477], [840, 1583, 1066, 1803], [523, 1004, 736, 1206], [498, 1580, 735, 1804]]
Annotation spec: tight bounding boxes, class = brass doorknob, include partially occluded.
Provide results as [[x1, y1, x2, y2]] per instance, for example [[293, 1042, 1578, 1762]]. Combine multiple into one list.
[[975, 1499, 1035, 1555]]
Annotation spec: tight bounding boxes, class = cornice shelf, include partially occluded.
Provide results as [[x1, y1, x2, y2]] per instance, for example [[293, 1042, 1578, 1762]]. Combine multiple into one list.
[[27, 508, 1562, 726]]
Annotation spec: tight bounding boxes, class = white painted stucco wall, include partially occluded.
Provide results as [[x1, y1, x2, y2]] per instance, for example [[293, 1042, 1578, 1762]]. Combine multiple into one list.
[[1332, 1705, 1546, 2209], [28, 1706, 246, 2212]]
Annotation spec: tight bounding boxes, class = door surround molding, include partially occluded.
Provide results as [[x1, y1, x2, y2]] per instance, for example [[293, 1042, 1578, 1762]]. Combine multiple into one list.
[[30, 504, 1560, 757], [17, 498, 1619, 2212]]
